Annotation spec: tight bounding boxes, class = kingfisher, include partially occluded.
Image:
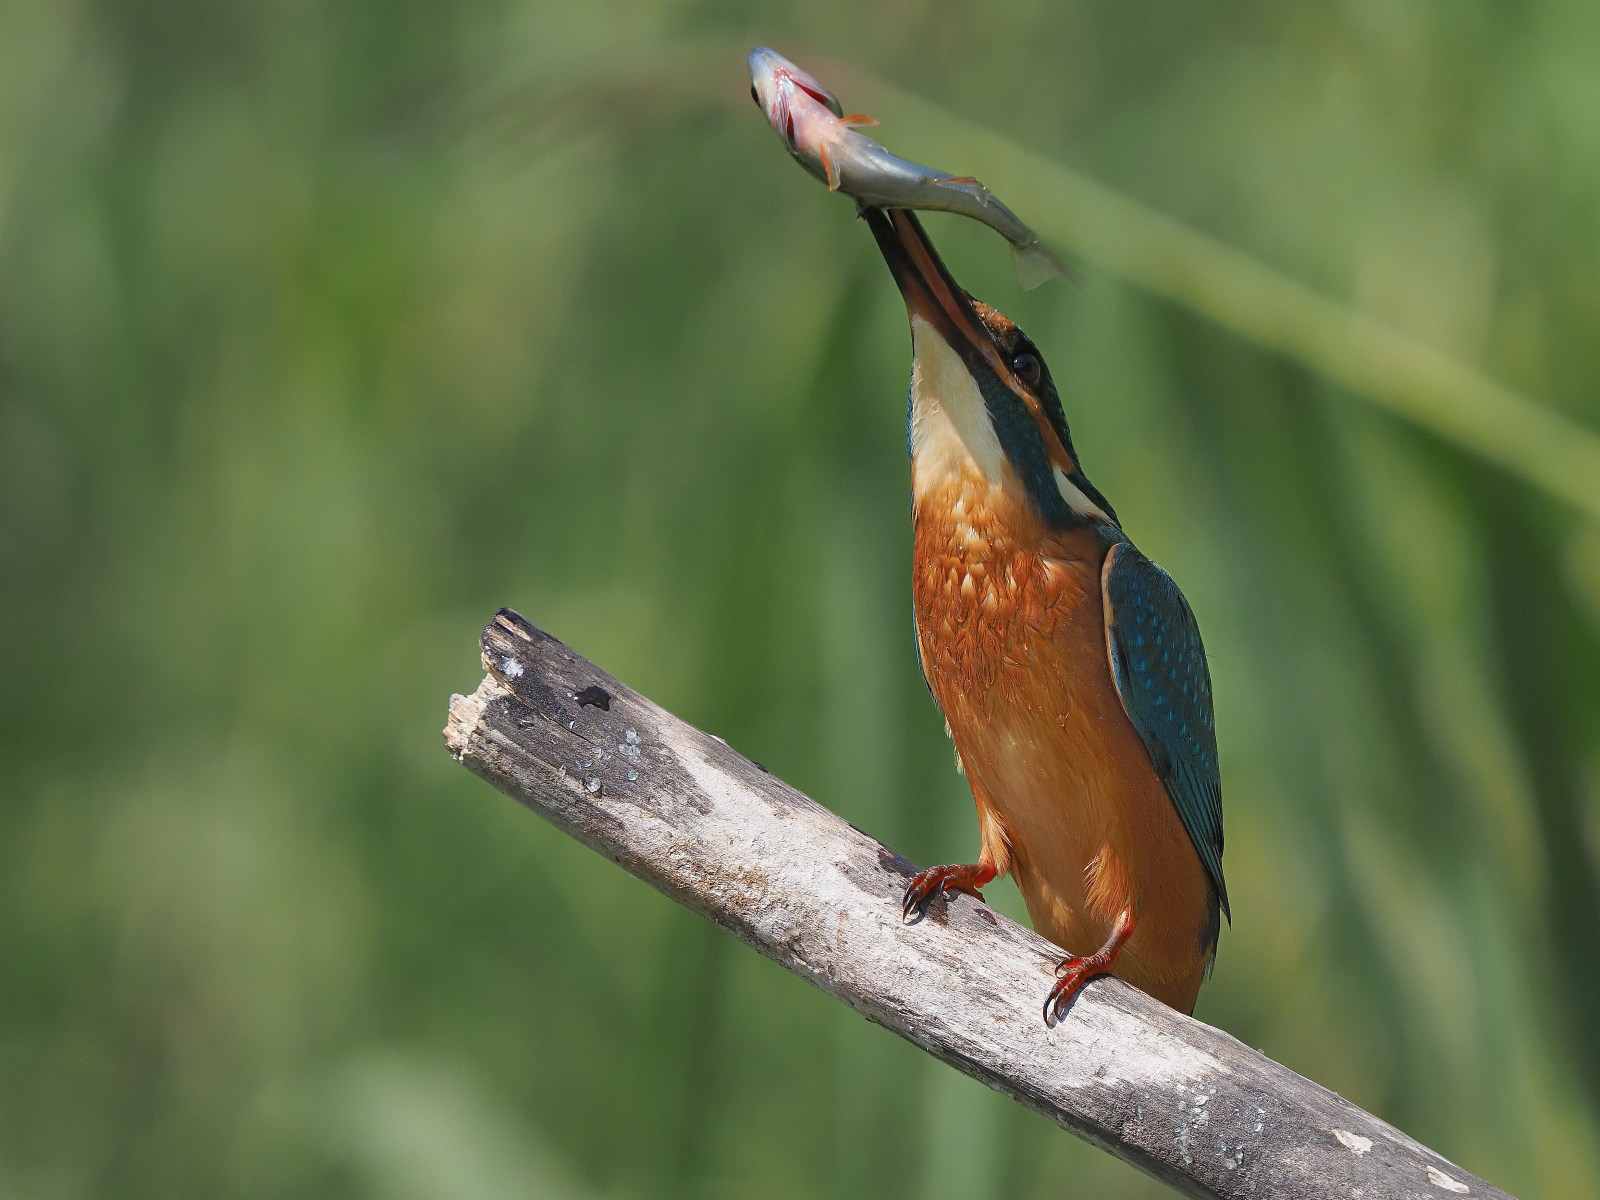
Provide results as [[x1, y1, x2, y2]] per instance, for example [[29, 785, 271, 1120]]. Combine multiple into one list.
[[864, 207, 1227, 1020]]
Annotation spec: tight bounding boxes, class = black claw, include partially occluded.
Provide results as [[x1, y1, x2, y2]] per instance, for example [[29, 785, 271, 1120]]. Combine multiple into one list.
[[902, 871, 937, 922], [902, 884, 926, 922], [902, 866, 987, 924]]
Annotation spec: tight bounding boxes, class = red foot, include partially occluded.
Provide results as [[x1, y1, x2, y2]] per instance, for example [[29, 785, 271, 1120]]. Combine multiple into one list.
[[1044, 909, 1135, 1025], [901, 862, 997, 922]]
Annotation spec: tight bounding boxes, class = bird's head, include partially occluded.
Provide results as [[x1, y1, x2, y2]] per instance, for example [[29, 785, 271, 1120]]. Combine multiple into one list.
[[865, 207, 1117, 532]]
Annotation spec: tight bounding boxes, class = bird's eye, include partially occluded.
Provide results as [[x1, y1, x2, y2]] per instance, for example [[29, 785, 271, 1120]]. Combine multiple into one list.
[[1011, 351, 1042, 388], [750, 85, 760, 105]]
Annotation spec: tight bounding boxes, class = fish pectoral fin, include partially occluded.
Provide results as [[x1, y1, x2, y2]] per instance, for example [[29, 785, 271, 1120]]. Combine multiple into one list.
[[819, 142, 842, 191], [940, 175, 984, 186], [837, 112, 879, 127]]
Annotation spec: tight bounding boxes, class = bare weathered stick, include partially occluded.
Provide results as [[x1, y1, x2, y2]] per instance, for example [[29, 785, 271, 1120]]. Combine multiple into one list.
[[445, 609, 1512, 1200]]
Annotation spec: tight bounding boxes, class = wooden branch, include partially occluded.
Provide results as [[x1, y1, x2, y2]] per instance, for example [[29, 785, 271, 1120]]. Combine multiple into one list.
[[445, 609, 1514, 1200]]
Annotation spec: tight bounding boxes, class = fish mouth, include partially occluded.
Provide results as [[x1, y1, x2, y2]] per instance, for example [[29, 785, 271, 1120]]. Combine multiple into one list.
[[864, 208, 1014, 386], [747, 47, 844, 120]]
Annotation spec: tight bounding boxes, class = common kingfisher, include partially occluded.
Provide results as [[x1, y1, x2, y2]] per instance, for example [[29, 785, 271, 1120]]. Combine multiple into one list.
[[865, 208, 1228, 1019]]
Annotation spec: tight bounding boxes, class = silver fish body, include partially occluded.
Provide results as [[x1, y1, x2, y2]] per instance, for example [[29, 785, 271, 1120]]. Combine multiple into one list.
[[828, 143, 1066, 288], [748, 47, 1067, 289]]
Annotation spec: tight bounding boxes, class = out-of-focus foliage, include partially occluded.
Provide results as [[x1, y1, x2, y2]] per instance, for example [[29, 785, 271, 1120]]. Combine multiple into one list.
[[3, 0, 1600, 1196]]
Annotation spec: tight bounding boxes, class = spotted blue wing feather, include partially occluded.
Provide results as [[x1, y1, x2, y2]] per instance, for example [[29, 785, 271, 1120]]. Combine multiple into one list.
[[1102, 540, 1229, 921]]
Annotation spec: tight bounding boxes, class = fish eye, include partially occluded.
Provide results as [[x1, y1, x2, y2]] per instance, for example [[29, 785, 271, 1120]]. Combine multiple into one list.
[[1011, 351, 1042, 388], [750, 85, 760, 105]]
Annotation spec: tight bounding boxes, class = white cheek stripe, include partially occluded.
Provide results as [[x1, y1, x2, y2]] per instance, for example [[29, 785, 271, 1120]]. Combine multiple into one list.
[[1053, 466, 1111, 523]]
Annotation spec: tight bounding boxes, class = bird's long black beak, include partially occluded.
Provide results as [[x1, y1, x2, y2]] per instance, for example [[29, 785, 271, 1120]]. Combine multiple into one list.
[[863, 207, 1010, 383]]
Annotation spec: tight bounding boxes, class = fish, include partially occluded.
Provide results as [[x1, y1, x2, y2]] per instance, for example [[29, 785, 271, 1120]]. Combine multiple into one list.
[[747, 46, 1070, 289]]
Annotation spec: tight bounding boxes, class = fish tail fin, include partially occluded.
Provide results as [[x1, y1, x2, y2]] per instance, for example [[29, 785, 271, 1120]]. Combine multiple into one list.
[[1011, 239, 1073, 290]]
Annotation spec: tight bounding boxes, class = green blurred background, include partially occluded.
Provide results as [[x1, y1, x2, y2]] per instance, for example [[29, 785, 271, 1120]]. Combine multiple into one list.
[[5, 1, 1600, 1196]]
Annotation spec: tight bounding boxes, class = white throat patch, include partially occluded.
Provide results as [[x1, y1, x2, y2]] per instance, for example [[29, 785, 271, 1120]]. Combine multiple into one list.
[[908, 316, 1004, 499]]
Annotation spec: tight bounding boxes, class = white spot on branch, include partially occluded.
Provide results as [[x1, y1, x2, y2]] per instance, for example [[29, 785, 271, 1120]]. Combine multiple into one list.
[[1427, 1166, 1469, 1193], [1334, 1129, 1372, 1156], [444, 679, 507, 758]]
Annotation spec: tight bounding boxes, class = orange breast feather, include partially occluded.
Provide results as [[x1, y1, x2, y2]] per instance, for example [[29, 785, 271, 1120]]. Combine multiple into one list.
[[911, 466, 1214, 1012]]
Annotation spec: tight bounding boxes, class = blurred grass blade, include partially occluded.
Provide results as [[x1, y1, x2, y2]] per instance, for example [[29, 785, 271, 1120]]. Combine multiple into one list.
[[0, 0, 81, 237], [829, 64, 1600, 521], [526, 42, 1600, 520]]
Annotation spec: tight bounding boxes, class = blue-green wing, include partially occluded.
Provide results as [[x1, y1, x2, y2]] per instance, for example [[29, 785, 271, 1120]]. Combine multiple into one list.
[[1102, 541, 1229, 920]]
